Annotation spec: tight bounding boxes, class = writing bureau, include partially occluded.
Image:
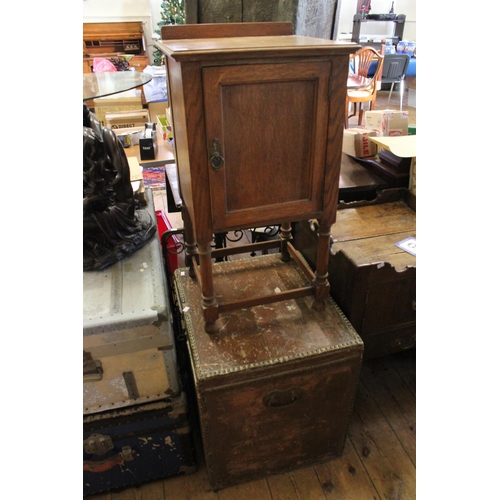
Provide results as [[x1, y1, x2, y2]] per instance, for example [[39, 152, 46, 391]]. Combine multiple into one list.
[[156, 23, 358, 333]]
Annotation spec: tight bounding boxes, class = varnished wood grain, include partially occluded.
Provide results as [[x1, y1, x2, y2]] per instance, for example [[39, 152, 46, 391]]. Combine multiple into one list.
[[156, 36, 356, 63], [203, 60, 330, 231], [162, 22, 294, 40]]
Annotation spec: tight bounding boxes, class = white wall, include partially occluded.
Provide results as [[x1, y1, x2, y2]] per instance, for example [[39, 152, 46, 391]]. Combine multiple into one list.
[[337, 0, 416, 42]]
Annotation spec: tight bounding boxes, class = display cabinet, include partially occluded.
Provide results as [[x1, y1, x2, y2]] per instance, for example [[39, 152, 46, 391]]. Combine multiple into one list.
[[156, 22, 358, 333]]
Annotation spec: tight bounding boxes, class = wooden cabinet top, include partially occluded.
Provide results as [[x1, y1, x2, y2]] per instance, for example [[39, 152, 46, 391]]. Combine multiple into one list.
[[83, 21, 144, 40], [156, 35, 358, 62]]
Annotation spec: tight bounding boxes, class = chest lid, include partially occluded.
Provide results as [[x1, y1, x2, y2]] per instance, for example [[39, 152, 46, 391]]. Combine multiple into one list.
[[173, 253, 363, 383], [331, 201, 416, 270]]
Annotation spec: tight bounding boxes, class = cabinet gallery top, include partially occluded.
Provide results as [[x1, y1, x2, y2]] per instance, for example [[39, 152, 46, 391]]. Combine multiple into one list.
[[155, 35, 359, 62]]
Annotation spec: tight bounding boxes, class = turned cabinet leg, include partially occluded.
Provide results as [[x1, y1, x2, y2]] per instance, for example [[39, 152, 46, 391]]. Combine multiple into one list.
[[279, 222, 292, 262], [197, 241, 220, 333], [312, 222, 331, 311], [181, 206, 198, 279]]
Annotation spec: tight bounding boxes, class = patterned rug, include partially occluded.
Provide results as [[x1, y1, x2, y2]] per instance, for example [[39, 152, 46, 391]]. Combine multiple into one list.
[[142, 167, 166, 191]]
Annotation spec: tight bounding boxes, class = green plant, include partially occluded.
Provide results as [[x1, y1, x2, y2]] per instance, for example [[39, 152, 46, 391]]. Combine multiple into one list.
[[153, 0, 185, 66]]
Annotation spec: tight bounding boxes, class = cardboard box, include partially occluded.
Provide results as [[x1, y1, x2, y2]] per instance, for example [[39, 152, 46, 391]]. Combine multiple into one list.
[[365, 110, 409, 137], [127, 156, 145, 203], [368, 135, 416, 196], [93, 93, 143, 126], [105, 110, 150, 130], [126, 156, 143, 182], [342, 127, 378, 158], [148, 101, 168, 121]]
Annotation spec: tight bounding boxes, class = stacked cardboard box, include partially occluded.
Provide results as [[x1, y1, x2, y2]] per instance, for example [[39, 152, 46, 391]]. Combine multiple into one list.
[[93, 91, 143, 126], [342, 127, 378, 158], [105, 109, 150, 130], [365, 110, 409, 137]]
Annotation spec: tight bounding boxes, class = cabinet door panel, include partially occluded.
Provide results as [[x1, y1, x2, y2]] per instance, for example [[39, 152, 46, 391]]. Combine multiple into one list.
[[203, 61, 330, 231]]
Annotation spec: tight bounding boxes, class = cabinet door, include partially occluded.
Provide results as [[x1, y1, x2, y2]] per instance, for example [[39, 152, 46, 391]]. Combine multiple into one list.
[[203, 61, 331, 231]]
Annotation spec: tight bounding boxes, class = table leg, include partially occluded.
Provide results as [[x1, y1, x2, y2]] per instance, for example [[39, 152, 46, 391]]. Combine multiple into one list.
[[181, 206, 198, 279], [312, 222, 331, 311], [197, 241, 219, 333]]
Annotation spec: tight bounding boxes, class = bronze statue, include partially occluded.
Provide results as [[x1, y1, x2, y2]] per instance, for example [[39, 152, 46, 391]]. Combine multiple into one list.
[[83, 104, 155, 271]]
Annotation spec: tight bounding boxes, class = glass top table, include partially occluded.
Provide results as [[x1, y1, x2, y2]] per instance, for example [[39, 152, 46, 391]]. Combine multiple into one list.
[[83, 72, 153, 101]]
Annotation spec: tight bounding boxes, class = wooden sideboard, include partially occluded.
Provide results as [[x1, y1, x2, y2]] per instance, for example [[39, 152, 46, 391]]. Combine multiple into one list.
[[156, 22, 359, 333]]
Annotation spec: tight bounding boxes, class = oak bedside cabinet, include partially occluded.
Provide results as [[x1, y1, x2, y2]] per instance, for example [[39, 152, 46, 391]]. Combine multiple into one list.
[[156, 23, 358, 333]]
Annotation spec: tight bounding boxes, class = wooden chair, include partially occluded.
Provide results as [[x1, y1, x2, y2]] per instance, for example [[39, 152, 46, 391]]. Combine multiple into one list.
[[345, 47, 384, 128]]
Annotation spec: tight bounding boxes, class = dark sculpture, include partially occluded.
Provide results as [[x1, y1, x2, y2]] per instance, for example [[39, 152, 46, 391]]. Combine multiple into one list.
[[83, 104, 156, 271]]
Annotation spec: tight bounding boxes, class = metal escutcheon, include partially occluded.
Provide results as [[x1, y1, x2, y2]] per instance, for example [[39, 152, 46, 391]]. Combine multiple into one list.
[[210, 139, 224, 171]]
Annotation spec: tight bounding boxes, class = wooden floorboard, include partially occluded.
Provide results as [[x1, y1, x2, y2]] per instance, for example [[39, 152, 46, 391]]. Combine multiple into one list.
[[349, 368, 416, 500], [359, 356, 416, 465], [314, 437, 380, 499], [85, 89, 416, 500]]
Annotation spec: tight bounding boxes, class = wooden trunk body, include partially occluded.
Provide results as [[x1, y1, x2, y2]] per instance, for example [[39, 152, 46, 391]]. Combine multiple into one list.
[[294, 199, 416, 359], [172, 253, 363, 490]]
